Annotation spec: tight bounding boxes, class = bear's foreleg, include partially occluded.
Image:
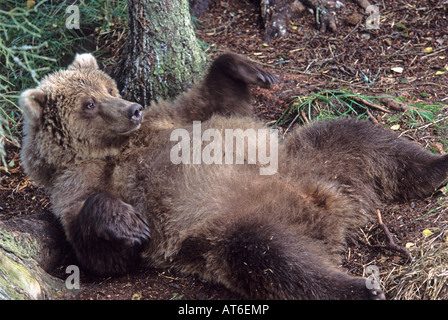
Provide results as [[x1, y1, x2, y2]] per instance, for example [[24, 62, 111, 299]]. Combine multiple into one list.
[[68, 193, 151, 276]]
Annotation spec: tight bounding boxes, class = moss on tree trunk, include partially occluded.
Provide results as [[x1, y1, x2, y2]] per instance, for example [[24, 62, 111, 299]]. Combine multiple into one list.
[[0, 214, 69, 299], [117, 0, 207, 105]]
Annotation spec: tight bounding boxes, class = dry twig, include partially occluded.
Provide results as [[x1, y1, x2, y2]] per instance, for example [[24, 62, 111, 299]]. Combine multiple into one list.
[[375, 209, 412, 261], [351, 96, 393, 114], [376, 97, 412, 112]]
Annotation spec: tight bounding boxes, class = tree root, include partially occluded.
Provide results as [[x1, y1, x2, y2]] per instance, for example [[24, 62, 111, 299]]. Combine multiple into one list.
[[191, 0, 377, 40], [258, 0, 377, 40], [353, 0, 372, 11]]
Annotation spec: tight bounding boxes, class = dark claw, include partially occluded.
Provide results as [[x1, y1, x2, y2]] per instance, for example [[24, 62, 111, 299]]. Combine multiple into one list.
[[257, 71, 277, 87], [129, 237, 142, 246], [143, 228, 151, 240]]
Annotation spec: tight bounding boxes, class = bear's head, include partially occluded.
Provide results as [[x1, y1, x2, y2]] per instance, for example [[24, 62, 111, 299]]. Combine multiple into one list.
[[20, 53, 143, 187]]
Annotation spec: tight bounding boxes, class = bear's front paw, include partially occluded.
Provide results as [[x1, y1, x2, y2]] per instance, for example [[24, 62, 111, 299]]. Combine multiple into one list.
[[79, 193, 151, 247], [72, 193, 151, 275]]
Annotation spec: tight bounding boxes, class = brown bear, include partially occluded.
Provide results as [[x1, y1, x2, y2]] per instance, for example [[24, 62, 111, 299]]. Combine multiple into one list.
[[20, 53, 448, 300]]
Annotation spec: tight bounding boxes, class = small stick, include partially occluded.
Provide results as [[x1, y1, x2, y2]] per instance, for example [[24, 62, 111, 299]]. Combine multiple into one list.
[[300, 109, 310, 125], [375, 210, 412, 260], [376, 97, 411, 112], [351, 96, 393, 114], [365, 108, 379, 124]]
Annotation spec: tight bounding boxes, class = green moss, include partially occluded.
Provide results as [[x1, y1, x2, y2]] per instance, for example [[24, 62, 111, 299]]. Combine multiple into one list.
[[0, 230, 67, 300], [0, 229, 41, 261], [120, 0, 206, 105], [0, 250, 43, 299]]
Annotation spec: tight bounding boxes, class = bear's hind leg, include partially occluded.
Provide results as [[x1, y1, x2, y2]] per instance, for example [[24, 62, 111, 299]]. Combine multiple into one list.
[[169, 53, 276, 123], [174, 218, 384, 300], [390, 152, 448, 201], [286, 118, 448, 204]]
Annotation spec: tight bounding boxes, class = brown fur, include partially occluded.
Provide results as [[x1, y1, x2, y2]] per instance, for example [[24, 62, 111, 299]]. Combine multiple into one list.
[[20, 53, 448, 300]]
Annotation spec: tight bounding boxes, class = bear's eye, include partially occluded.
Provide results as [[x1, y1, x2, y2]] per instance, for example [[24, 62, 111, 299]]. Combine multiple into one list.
[[83, 101, 96, 111]]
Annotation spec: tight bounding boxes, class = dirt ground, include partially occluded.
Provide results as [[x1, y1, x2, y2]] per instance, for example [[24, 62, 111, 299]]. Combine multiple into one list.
[[1, 0, 448, 300]]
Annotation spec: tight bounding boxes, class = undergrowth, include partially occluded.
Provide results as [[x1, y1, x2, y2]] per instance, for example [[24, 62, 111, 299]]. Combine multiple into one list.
[[277, 89, 448, 151], [276, 89, 373, 130], [0, 0, 127, 170]]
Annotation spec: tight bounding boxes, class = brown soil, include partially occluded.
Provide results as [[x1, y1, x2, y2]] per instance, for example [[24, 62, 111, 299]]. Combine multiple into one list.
[[1, 0, 447, 300]]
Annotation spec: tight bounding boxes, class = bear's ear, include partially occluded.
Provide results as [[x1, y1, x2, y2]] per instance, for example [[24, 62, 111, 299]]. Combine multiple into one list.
[[19, 88, 46, 121], [68, 53, 99, 70]]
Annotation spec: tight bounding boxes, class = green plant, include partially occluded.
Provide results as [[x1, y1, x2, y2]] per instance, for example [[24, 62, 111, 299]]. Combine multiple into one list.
[[275, 89, 374, 131], [384, 101, 447, 132]]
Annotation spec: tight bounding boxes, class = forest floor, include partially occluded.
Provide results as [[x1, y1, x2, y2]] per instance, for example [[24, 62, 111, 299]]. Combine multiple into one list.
[[1, 0, 448, 300]]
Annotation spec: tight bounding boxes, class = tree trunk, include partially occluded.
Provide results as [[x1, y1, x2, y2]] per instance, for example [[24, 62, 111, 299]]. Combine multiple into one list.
[[116, 0, 207, 106], [0, 213, 70, 299]]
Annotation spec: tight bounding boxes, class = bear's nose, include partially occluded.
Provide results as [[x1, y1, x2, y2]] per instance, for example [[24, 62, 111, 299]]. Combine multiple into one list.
[[127, 103, 143, 122]]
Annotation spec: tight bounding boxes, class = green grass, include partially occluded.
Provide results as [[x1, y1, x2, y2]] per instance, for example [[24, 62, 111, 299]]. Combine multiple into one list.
[[385, 102, 447, 131], [276, 90, 448, 150], [275, 89, 375, 131], [0, 0, 127, 170]]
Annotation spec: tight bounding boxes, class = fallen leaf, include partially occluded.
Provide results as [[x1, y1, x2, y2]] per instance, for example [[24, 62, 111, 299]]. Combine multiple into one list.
[[435, 71, 446, 76], [391, 124, 400, 130], [442, 184, 448, 195], [361, 33, 371, 40], [405, 242, 415, 249], [424, 47, 433, 53], [422, 229, 434, 237], [131, 292, 142, 300], [391, 67, 404, 73]]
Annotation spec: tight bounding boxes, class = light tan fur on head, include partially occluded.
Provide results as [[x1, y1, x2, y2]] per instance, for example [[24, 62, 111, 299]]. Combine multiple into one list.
[[19, 53, 139, 187], [68, 53, 99, 70]]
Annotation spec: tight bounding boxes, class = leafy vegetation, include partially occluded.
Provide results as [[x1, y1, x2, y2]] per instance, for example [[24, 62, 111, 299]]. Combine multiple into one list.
[[0, 0, 127, 170]]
